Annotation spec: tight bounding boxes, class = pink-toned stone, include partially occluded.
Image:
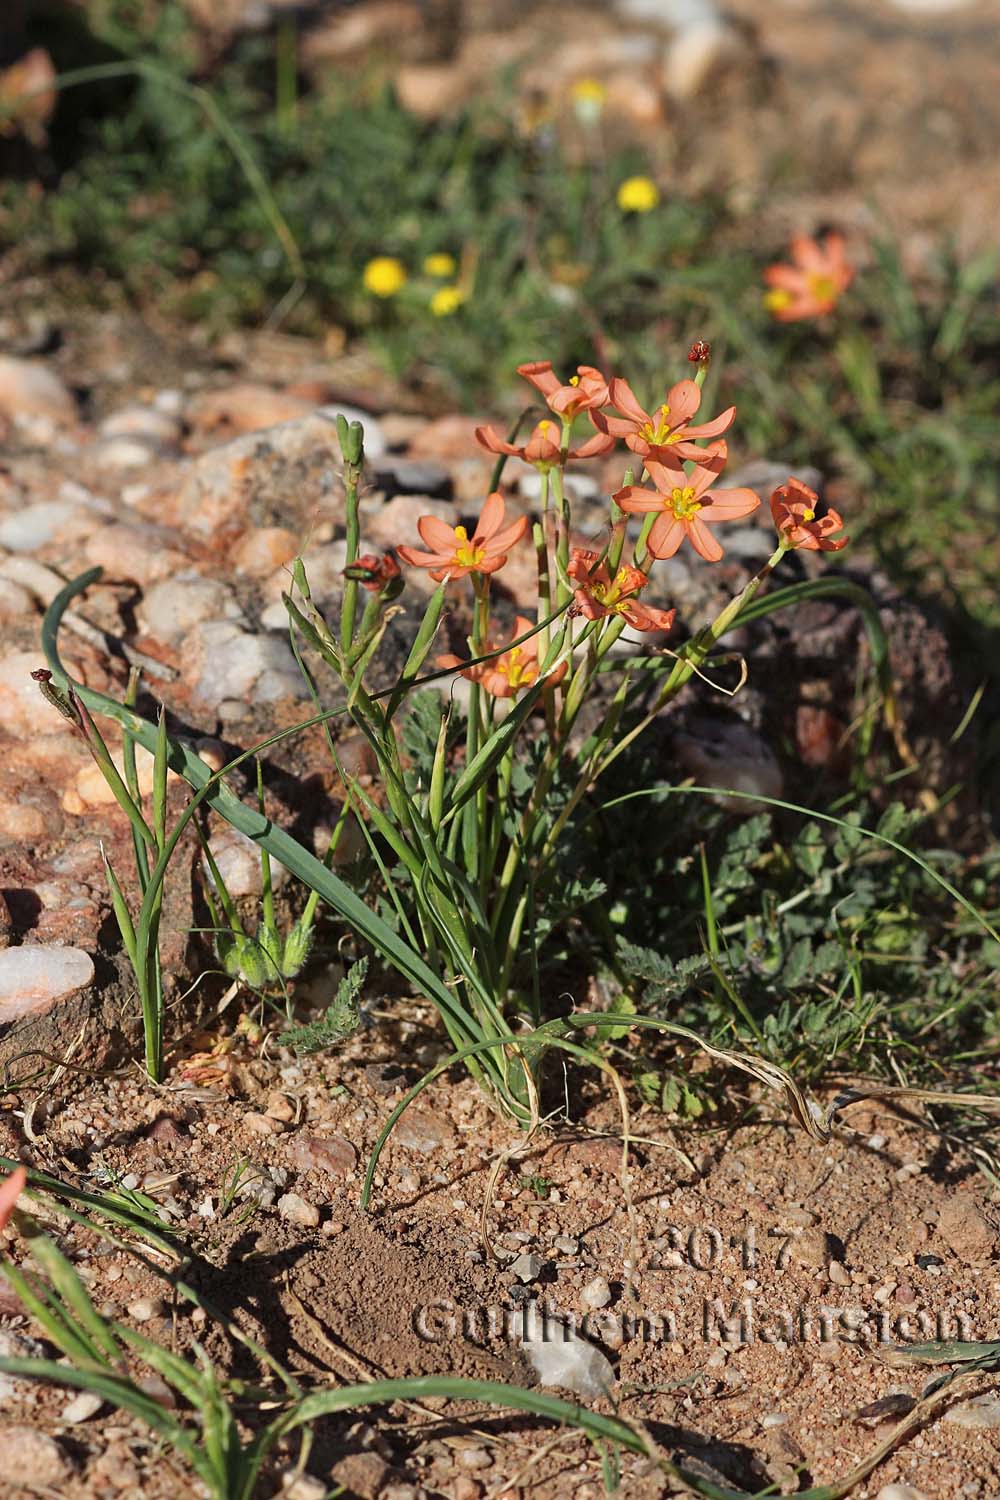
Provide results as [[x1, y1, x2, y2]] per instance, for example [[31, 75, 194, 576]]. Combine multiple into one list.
[[407, 415, 486, 462], [0, 651, 68, 738], [0, 799, 49, 843], [188, 383, 316, 438], [287, 1133, 358, 1178], [232, 527, 301, 575], [393, 63, 471, 119], [0, 945, 94, 1025], [83, 523, 190, 585], [0, 357, 75, 425]]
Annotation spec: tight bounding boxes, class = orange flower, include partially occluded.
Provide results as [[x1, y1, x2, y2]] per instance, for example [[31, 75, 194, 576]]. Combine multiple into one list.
[[615, 445, 761, 563], [517, 361, 609, 418], [770, 478, 849, 551], [475, 417, 613, 470], [437, 615, 566, 699], [0, 1165, 27, 1230], [567, 549, 676, 633], [397, 493, 529, 581], [593, 377, 735, 465], [763, 233, 853, 322], [345, 552, 402, 591]]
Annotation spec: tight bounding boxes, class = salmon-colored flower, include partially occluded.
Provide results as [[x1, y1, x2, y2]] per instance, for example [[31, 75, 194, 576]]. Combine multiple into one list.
[[770, 478, 849, 551], [763, 234, 853, 322], [567, 549, 676, 633], [437, 616, 567, 699], [0, 1165, 27, 1230], [593, 377, 734, 465], [396, 493, 529, 581], [475, 417, 613, 470], [517, 361, 609, 419], [615, 446, 761, 562], [344, 552, 403, 592]]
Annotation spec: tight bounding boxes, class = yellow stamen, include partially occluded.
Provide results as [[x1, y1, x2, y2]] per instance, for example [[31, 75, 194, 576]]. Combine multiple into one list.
[[807, 273, 837, 303], [800, 508, 815, 522], [452, 524, 485, 568], [569, 375, 580, 387], [669, 485, 700, 521], [764, 288, 793, 312]]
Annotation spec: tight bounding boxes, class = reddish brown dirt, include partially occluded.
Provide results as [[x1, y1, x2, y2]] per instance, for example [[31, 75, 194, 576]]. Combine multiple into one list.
[[2, 1004, 999, 1499]]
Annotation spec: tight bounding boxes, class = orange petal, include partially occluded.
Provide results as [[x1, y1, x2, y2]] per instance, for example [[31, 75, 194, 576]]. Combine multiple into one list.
[[0, 1166, 27, 1231], [665, 379, 701, 425], [397, 544, 449, 568], [687, 517, 724, 562], [417, 514, 458, 551], [484, 514, 530, 554], [647, 515, 683, 557], [475, 424, 520, 457], [607, 377, 649, 426], [698, 488, 761, 520], [615, 486, 665, 515], [517, 361, 560, 397], [475, 491, 507, 542]]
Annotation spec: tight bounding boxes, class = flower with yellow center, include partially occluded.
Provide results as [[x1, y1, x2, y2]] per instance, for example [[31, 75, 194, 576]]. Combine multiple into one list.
[[769, 478, 849, 551], [763, 233, 853, 322], [397, 493, 529, 581], [617, 176, 660, 213], [615, 447, 761, 563], [592, 377, 735, 463], [430, 285, 466, 317], [567, 548, 677, 632], [571, 77, 606, 125], [423, 252, 457, 278], [363, 257, 407, 298], [436, 615, 568, 699]]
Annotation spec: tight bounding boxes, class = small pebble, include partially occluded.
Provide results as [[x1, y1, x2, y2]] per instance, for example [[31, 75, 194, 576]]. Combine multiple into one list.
[[280, 1472, 328, 1500], [61, 1391, 103, 1423], [581, 1275, 612, 1311], [4, 1427, 71, 1487], [127, 1296, 164, 1322], [277, 1192, 320, 1228], [509, 1252, 544, 1284]]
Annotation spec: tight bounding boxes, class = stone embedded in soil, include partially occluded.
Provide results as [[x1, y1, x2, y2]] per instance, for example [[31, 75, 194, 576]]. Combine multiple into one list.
[[138, 574, 243, 643], [187, 619, 304, 705], [580, 1275, 612, 1310], [509, 1252, 545, 1284], [0, 356, 76, 424], [127, 1296, 165, 1322], [287, 1133, 358, 1178], [936, 1193, 997, 1264], [876, 1487, 929, 1500], [391, 1108, 455, 1154], [519, 1301, 616, 1398], [277, 1191, 321, 1227], [61, 1391, 104, 1423], [0, 945, 94, 1025], [943, 1394, 1000, 1429], [4, 1427, 72, 1487]]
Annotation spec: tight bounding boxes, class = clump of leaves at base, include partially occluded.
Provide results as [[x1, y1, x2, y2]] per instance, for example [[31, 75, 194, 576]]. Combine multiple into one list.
[[283, 959, 367, 1055]]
